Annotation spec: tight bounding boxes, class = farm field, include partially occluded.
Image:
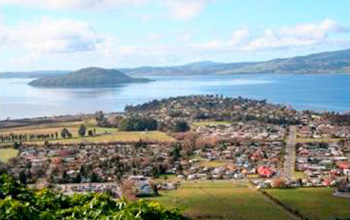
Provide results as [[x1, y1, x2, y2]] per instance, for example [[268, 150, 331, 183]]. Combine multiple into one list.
[[0, 148, 19, 163], [0, 120, 175, 145], [150, 181, 294, 220], [265, 188, 350, 220], [41, 131, 175, 144]]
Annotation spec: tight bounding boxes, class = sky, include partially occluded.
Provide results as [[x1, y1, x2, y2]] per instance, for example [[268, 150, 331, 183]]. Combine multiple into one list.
[[0, 0, 349, 71]]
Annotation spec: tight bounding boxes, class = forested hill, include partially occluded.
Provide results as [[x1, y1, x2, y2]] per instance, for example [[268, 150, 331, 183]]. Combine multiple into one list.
[[121, 49, 350, 76], [2, 49, 349, 78], [28, 67, 153, 88]]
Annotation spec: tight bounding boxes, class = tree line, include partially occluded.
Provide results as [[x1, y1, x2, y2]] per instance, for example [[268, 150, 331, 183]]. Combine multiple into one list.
[[0, 125, 97, 143]]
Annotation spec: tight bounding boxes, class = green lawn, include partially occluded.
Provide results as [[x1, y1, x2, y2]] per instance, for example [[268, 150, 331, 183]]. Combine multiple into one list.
[[150, 181, 294, 220], [265, 188, 350, 220], [296, 137, 343, 143], [192, 121, 231, 127], [292, 171, 307, 179], [44, 131, 175, 144], [0, 148, 19, 163]]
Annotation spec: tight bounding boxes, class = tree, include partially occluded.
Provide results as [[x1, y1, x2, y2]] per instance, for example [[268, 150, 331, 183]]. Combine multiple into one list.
[[78, 124, 87, 137], [61, 128, 70, 139], [19, 170, 27, 185], [88, 130, 94, 137], [90, 172, 99, 183], [0, 174, 188, 220], [172, 120, 190, 132]]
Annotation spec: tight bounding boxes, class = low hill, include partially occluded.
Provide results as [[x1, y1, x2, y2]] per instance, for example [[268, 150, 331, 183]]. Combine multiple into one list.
[[28, 67, 152, 88], [121, 49, 350, 76]]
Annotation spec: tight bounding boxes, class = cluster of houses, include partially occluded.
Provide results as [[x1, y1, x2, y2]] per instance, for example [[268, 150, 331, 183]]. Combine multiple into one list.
[[195, 122, 286, 142], [298, 124, 349, 139], [295, 142, 349, 186], [171, 141, 284, 181], [58, 182, 121, 197], [124, 95, 303, 131], [8, 143, 177, 185]]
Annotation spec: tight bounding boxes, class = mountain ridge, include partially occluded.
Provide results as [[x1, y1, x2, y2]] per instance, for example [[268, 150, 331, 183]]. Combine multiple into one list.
[[1, 49, 349, 78]]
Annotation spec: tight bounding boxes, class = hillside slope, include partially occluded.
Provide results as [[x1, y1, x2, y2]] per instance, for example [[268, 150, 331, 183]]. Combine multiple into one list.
[[29, 67, 152, 88], [122, 49, 350, 76]]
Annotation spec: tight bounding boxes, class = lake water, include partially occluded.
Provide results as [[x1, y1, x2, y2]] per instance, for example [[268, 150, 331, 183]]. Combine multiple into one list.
[[0, 74, 349, 119]]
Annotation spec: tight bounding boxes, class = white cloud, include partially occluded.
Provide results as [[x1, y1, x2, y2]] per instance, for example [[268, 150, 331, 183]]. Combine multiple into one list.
[[1, 18, 108, 53], [148, 32, 160, 40], [244, 19, 349, 51], [2, 0, 213, 20], [189, 19, 349, 52], [2, 0, 145, 10], [229, 28, 250, 46], [164, 0, 209, 20]]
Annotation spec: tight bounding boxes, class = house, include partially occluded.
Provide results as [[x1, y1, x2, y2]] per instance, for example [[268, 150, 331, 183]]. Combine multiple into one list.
[[128, 175, 154, 196], [257, 166, 274, 178]]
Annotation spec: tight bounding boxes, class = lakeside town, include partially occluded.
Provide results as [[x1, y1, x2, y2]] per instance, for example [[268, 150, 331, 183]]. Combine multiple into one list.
[[1, 95, 349, 202]]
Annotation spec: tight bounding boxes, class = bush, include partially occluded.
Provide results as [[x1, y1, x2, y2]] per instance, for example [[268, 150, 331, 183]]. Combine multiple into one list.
[[118, 117, 158, 131], [0, 174, 188, 220], [172, 121, 190, 132]]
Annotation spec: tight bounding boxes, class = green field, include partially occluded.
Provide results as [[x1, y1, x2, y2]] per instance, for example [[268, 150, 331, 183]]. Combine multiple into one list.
[[0, 148, 19, 163], [0, 120, 175, 145], [192, 121, 231, 127], [43, 131, 175, 144], [150, 181, 294, 220], [292, 171, 307, 179], [265, 188, 350, 220], [296, 137, 343, 143]]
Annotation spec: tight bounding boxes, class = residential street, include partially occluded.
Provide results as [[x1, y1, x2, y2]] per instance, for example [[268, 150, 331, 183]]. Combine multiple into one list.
[[283, 126, 297, 181]]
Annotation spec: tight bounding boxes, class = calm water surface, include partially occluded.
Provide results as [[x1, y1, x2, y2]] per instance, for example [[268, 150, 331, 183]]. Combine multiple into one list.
[[0, 74, 349, 119]]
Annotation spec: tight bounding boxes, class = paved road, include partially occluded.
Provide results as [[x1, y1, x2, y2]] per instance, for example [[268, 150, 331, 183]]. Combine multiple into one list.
[[282, 126, 297, 181]]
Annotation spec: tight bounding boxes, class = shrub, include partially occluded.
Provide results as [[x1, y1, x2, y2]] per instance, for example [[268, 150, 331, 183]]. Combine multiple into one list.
[[0, 174, 188, 220]]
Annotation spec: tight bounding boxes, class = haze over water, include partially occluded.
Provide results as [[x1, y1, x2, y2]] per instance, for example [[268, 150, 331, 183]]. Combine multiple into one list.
[[0, 73, 349, 120]]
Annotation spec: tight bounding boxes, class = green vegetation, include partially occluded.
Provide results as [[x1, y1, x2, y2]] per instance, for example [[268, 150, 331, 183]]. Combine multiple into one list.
[[172, 121, 190, 132], [45, 131, 174, 144], [296, 137, 343, 143], [0, 174, 187, 220], [0, 148, 18, 163], [265, 188, 350, 220], [292, 171, 306, 179], [29, 67, 152, 88], [151, 181, 294, 220], [192, 121, 231, 127], [118, 117, 158, 131], [0, 120, 174, 146]]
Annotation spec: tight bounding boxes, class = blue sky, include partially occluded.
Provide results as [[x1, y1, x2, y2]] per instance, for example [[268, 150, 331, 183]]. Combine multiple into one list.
[[1, 0, 349, 71]]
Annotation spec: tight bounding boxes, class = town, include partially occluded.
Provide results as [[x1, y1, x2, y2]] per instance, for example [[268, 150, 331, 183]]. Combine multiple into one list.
[[0, 95, 349, 219]]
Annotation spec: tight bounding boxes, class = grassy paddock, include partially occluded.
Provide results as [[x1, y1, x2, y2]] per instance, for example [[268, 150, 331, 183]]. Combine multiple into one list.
[[192, 121, 231, 127], [0, 120, 175, 145], [150, 181, 294, 220], [296, 137, 343, 143], [265, 187, 349, 220], [41, 131, 175, 144], [292, 171, 307, 179], [0, 148, 19, 163]]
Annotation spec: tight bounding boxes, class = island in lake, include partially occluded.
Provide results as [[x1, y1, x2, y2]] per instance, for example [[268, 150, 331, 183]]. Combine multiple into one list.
[[28, 67, 153, 88]]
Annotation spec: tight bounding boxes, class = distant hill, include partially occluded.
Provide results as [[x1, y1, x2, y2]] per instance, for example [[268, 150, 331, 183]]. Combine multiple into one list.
[[3, 49, 350, 78], [121, 49, 350, 76], [0, 70, 69, 78], [28, 67, 152, 88]]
